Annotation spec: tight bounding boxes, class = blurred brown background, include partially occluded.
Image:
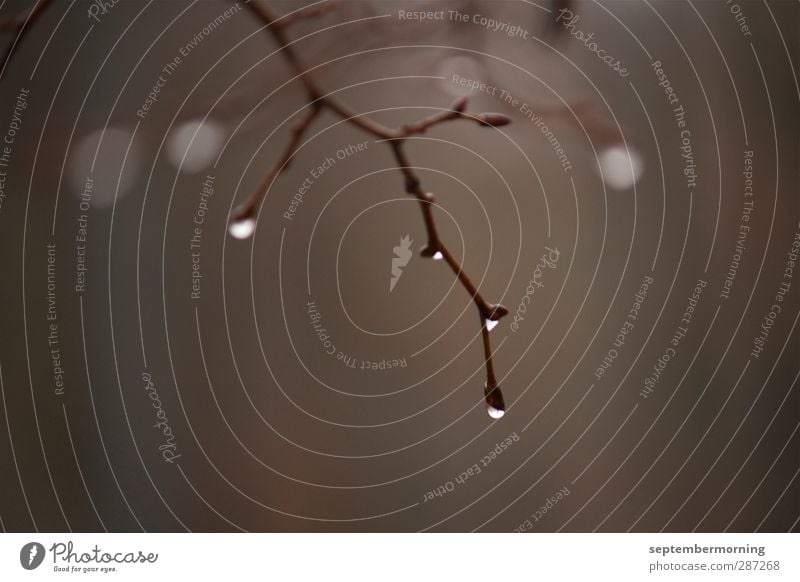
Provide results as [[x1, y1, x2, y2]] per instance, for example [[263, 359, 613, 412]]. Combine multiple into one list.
[[0, 0, 797, 532]]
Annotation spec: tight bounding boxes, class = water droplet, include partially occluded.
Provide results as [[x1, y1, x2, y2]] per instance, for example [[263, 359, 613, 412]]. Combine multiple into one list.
[[485, 319, 499, 332], [487, 403, 505, 419], [229, 216, 256, 239], [484, 384, 506, 420], [597, 144, 644, 190], [420, 244, 443, 259]]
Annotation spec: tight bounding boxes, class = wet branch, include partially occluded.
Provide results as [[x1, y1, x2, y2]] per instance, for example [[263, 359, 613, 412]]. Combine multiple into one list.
[[233, 1, 512, 418], [0, 0, 54, 79]]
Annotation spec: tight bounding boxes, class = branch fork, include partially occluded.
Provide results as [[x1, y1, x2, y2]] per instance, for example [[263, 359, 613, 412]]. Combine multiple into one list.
[[234, 2, 511, 418]]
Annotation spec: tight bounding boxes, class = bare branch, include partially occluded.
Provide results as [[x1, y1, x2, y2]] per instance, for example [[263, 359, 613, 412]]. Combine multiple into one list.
[[231, 102, 321, 224], [0, 0, 55, 79], [271, 1, 339, 29], [236, 1, 509, 418]]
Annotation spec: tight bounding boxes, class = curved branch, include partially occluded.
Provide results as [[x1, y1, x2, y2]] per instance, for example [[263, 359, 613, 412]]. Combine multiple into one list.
[[0, 0, 55, 79], [234, 1, 511, 418]]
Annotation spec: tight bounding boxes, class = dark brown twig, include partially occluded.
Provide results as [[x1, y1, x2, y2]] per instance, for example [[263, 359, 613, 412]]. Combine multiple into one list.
[[231, 102, 321, 225], [272, 1, 339, 29], [233, 1, 511, 418], [0, 0, 55, 79]]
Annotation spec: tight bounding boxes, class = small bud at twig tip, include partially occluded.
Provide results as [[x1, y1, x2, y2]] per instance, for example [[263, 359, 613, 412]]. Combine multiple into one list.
[[484, 383, 506, 419], [452, 96, 469, 113], [478, 113, 512, 127], [488, 304, 509, 321]]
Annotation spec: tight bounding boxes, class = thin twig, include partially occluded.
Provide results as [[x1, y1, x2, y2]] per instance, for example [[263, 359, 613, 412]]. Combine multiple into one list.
[[234, 1, 511, 417], [231, 102, 321, 222], [273, 1, 339, 29], [0, 0, 55, 79], [482, 318, 505, 418]]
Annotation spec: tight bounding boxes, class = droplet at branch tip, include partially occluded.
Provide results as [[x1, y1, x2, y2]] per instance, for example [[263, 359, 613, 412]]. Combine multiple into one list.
[[420, 243, 442, 259], [484, 384, 506, 419], [229, 217, 256, 239], [229, 205, 257, 239], [487, 404, 505, 419]]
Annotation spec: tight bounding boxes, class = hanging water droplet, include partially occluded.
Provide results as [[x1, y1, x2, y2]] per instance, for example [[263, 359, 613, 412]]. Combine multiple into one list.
[[229, 216, 256, 239], [486, 403, 505, 419], [420, 244, 442, 259], [484, 383, 506, 420], [485, 318, 499, 332]]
